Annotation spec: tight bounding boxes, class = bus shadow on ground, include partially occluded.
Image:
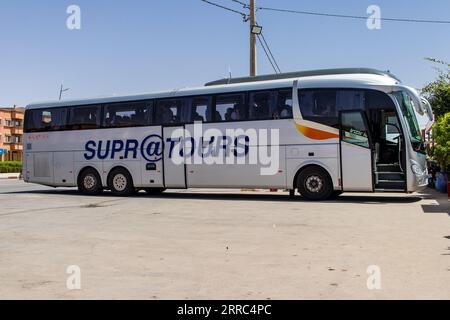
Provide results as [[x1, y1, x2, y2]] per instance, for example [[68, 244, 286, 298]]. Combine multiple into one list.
[[419, 190, 450, 216], [4, 189, 423, 205]]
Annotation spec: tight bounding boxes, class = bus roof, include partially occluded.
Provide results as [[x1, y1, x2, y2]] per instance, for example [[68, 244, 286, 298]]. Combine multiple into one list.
[[26, 68, 401, 110], [205, 68, 401, 86]]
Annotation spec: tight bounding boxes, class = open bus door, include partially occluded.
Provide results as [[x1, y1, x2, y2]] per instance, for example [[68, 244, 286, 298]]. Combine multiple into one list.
[[339, 110, 374, 192]]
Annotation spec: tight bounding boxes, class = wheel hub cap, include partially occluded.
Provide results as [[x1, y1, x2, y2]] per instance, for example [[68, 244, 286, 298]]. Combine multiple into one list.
[[83, 175, 96, 190], [306, 175, 323, 193], [113, 174, 127, 192]]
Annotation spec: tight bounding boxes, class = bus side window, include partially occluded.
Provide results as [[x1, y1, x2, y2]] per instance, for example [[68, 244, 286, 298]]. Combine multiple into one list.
[[104, 101, 150, 128], [154, 99, 188, 125], [248, 91, 273, 121], [25, 108, 67, 132], [273, 90, 293, 119], [190, 96, 213, 123], [214, 94, 246, 122], [336, 90, 364, 111], [68, 105, 101, 130], [299, 90, 338, 127]]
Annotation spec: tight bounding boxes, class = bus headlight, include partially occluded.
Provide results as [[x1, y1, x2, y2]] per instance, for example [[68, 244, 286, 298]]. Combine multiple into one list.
[[410, 160, 424, 176]]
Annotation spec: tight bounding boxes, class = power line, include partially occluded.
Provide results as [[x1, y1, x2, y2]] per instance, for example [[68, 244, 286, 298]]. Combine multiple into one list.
[[200, 0, 247, 20], [257, 34, 279, 74], [260, 32, 281, 73], [229, 0, 248, 8], [257, 6, 450, 24]]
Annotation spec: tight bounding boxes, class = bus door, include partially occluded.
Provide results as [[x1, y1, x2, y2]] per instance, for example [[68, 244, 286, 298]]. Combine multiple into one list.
[[339, 110, 374, 192], [140, 126, 164, 188], [162, 126, 187, 188]]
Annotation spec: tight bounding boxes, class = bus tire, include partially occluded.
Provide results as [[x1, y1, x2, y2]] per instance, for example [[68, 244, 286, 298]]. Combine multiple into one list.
[[78, 168, 103, 195], [144, 188, 166, 195], [108, 168, 135, 197], [297, 166, 333, 201]]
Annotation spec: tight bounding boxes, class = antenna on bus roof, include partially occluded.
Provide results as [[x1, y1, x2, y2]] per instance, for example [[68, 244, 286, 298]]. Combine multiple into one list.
[[227, 66, 232, 84]]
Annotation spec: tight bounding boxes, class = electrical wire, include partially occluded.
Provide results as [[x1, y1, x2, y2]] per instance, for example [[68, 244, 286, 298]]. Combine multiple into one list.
[[229, 0, 248, 8], [257, 34, 279, 74], [257, 6, 450, 24], [200, 0, 247, 20], [260, 32, 281, 73]]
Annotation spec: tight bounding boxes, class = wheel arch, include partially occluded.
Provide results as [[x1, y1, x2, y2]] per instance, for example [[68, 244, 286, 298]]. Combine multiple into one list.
[[292, 163, 335, 190], [107, 165, 134, 187], [77, 166, 102, 185]]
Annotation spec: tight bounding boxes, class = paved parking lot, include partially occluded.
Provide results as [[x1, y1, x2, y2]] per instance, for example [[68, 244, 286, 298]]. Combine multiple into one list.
[[0, 179, 449, 299]]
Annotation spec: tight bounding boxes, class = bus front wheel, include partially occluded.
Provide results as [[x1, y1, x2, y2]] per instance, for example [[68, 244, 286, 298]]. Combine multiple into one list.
[[108, 168, 135, 197], [297, 166, 333, 201], [78, 168, 103, 195]]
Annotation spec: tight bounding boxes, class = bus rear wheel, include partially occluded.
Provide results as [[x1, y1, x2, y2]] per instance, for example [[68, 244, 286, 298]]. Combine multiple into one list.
[[108, 168, 135, 197], [78, 168, 103, 195], [297, 167, 333, 201]]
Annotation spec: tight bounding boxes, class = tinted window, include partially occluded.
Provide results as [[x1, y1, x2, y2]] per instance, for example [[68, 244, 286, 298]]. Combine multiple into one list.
[[299, 89, 366, 128], [215, 94, 246, 122], [336, 90, 364, 111], [274, 89, 293, 119], [341, 111, 370, 148], [190, 96, 213, 123], [249, 91, 274, 120], [366, 90, 395, 110], [104, 101, 151, 128], [154, 99, 188, 125], [25, 108, 67, 132], [68, 105, 101, 130]]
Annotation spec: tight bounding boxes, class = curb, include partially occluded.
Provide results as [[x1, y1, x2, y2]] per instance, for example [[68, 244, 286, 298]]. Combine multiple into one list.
[[0, 173, 21, 180]]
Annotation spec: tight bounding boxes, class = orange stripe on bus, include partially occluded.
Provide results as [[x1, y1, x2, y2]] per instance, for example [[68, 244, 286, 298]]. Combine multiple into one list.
[[295, 123, 339, 140]]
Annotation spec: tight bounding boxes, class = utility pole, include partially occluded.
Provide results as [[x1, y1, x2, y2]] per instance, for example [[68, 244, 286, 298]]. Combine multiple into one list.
[[249, 0, 257, 76]]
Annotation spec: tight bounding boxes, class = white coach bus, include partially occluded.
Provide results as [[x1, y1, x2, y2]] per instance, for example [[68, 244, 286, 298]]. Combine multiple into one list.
[[23, 68, 434, 200]]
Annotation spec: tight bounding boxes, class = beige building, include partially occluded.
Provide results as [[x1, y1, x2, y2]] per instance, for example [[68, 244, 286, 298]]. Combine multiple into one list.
[[0, 106, 24, 162]]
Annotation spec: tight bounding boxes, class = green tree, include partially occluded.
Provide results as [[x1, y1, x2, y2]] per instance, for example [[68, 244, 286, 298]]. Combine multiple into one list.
[[423, 58, 450, 172], [432, 113, 450, 172], [422, 58, 450, 118]]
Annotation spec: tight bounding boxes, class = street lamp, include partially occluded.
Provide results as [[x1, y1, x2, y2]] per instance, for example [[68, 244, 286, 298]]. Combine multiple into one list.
[[251, 24, 262, 35]]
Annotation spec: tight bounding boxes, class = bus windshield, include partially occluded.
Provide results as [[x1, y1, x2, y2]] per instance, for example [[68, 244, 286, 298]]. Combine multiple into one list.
[[393, 91, 424, 152]]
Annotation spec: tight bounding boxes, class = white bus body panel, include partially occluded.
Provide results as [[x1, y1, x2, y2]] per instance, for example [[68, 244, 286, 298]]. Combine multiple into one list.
[[286, 143, 340, 190], [185, 120, 290, 189], [26, 151, 54, 186], [54, 152, 75, 186]]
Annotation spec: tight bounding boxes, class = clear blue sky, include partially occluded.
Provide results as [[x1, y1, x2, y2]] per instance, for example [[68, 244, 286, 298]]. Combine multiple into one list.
[[0, 0, 449, 107]]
